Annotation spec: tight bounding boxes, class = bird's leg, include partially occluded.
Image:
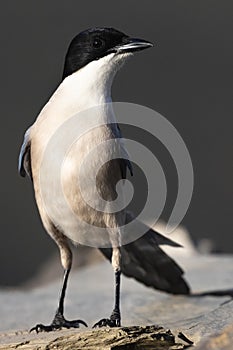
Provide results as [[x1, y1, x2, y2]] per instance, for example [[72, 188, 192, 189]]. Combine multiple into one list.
[[30, 237, 87, 333], [54, 267, 70, 319], [30, 268, 87, 333], [110, 269, 121, 325], [93, 247, 121, 328], [51, 268, 88, 328]]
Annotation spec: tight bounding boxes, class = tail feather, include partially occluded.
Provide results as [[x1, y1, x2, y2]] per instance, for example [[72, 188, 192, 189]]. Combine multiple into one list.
[[99, 223, 190, 295]]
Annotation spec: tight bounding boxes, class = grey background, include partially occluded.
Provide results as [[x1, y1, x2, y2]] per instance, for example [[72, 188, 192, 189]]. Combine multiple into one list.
[[0, 0, 232, 286]]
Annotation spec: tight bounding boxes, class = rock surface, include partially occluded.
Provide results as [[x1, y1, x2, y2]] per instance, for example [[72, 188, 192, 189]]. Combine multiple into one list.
[[0, 253, 233, 348], [0, 326, 190, 350], [195, 324, 233, 350]]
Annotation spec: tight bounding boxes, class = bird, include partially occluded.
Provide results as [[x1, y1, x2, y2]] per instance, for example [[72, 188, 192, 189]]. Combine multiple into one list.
[[18, 27, 190, 332]]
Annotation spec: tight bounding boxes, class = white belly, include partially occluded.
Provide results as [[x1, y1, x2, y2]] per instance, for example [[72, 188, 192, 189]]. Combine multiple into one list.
[[32, 116, 126, 248]]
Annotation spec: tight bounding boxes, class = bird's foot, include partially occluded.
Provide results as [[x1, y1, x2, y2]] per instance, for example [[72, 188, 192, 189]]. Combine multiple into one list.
[[30, 312, 88, 333], [93, 309, 121, 328]]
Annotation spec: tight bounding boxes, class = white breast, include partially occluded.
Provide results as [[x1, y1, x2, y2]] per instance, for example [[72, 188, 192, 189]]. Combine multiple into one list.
[[30, 53, 128, 247]]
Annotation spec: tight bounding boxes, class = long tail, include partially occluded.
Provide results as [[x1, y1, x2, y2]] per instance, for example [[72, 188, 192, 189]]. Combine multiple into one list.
[[99, 216, 190, 295]]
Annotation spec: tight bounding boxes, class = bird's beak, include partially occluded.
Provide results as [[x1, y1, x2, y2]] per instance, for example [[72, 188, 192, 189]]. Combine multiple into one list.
[[115, 37, 153, 53]]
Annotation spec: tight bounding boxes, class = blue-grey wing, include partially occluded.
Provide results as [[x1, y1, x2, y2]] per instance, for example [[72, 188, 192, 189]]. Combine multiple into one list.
[[18, 127, 32, 179]]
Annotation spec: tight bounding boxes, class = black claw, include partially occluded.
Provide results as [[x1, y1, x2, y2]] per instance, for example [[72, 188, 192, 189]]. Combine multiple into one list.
[[93, 310, 121, 328], [30, 324, 55, 333], [93, 318, 109, 328], [30, 315, 88, 333], [65, 319, 88, 328], [92, 318, 121, 328]]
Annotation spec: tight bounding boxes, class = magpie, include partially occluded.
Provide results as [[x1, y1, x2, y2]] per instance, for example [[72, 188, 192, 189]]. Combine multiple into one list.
[[19, 27, 190, 332]]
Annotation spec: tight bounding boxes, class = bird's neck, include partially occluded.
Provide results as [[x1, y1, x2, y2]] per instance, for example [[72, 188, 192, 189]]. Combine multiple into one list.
[[64, 68, 113, 104], [35, 54, 126, 131], [53, 54, 120, 115]]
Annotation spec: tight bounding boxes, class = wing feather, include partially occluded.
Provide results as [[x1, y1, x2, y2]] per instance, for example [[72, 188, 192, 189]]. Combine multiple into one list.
[[18, 127, 32, 179]]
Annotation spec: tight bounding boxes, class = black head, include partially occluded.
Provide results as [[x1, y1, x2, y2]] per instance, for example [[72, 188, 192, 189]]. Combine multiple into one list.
[[62, 27, 153, 79]]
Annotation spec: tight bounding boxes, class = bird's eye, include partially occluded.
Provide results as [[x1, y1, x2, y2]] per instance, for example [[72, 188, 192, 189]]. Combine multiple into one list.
[[93, 38, 104, 49]]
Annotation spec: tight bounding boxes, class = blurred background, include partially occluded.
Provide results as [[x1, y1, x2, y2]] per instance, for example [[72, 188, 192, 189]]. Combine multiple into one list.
[[0, 0, 232, 287]]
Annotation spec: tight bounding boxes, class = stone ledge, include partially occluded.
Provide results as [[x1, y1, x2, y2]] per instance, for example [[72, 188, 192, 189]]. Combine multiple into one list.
[[0, 326, 192, 350]]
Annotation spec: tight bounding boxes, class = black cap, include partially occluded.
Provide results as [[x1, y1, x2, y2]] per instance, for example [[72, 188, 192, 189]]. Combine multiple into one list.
[[63, 27, 153, 79]]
